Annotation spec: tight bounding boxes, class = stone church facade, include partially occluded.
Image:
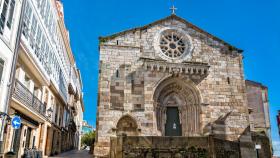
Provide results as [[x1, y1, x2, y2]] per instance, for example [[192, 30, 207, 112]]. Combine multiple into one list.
[[95, 15, 254, 157]]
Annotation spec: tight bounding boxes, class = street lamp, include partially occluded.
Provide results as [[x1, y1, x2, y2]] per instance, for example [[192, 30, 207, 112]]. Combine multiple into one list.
[[47, 107, 53, 118]]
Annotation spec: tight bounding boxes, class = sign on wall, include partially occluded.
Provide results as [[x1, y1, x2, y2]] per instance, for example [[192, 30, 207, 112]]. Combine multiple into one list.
[[11, 116, 21, 129]]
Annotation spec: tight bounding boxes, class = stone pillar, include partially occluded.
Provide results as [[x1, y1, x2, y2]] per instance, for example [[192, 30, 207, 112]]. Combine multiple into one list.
[[37, 89, 42, 101], [44, 127, 53, 156], [58, 131, 62, 154], [18, 125, 27, 157], [56, 105, 60, 125], [41, 87, 46, 103], [42, 125, 49, 155], [4, 125, 13, 153], [35, 124, 42, 150], [52, 104, 56, 123], [30, 128, 36, 148], [28, 80, 34, 94], [16, 67, 25, 83]]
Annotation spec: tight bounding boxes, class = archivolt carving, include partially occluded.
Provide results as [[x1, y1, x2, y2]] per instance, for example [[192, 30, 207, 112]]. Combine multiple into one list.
[[153, 77, 201, 136]]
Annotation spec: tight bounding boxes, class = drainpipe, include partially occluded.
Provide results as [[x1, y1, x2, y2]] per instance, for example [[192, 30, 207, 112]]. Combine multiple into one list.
[[0, 0, 27, 155]]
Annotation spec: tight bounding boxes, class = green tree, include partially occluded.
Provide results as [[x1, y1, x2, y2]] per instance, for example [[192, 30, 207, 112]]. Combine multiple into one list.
[[81, 131, 95, 147]]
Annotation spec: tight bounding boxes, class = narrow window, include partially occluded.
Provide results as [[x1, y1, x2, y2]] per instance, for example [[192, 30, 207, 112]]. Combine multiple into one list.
[[48, 14, 53, 30], [40, 37, 46, 63], [35, 28, 42, 57], [6, 0, 15, 29], [0, 58, 4, 81], [116, 40, 119, 45], [116, 69, 119, 78], [37, 0, 41, 9], [40, 0, 46, 16], [131, 79, 134, 92], [0, 0, 10, 33], [30, 17, 38, 49], [22, 2, 32, 38], [44, 43, 50, 71], [44, 2, 50, 25], [227, 77, 230, 84]]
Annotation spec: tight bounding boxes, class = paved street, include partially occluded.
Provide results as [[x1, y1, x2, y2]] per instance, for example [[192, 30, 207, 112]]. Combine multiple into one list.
[[50, 150, 92, 158]]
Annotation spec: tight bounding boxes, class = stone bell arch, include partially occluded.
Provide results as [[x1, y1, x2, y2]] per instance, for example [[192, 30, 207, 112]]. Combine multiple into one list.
[[153, 77, 202, 136]]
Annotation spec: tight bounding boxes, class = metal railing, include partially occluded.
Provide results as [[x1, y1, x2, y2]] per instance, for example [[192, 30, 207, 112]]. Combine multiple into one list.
[[24, 149, 43, 158], [13, 79, 47, 118]]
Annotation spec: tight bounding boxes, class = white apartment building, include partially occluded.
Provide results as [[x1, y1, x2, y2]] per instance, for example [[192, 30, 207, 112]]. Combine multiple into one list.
[[0, 0, 22, 115], [0, 0, 84, 157]]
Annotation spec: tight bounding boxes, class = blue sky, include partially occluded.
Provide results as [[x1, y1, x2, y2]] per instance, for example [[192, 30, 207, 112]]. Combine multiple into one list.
[[62, 0, 280, 156]]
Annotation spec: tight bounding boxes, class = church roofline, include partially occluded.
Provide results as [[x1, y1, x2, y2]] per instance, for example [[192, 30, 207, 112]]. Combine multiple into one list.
[[245, 80, 268, 90], [99, 14, 243, 53]]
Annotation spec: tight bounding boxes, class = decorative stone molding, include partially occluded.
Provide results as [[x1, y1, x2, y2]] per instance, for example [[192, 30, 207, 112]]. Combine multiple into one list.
[[141, 58, 210, 78]]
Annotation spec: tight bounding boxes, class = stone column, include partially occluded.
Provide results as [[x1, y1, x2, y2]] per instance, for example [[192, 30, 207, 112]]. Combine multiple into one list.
[[56, 106, 60, 125], [58, 131, 62, 154], [36, 88, 42, 100], [16, 67, 25, 83], [44, 127, 52, 156], [18, 125, 27, 157], [30, 128, 36, 148], [38, 123, 47, 152], [4, 125, 12, 153], [28, 80, 35, 94]]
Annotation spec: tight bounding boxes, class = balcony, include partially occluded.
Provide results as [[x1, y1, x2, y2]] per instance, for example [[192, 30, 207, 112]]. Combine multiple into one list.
[[68, 118, 77, 132], [13, 80, 47, 118], [68, 80, 76, 95], [71, 102, 78, 116]]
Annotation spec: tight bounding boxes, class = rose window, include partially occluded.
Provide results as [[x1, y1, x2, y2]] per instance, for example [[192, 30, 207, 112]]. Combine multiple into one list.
[[160, 31, 187, 58]]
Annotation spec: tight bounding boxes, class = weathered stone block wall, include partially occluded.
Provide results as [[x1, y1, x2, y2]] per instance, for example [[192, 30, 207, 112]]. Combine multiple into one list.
[[245, 80, 269, 131], [110, 65, 126, 110], [95, 16, 250, 156], [110, 136, 242, 158], [131, 70, 145, 111]]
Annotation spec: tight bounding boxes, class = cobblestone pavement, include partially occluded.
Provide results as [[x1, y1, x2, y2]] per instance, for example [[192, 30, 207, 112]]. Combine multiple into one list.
[[50, 150, 92, 158]]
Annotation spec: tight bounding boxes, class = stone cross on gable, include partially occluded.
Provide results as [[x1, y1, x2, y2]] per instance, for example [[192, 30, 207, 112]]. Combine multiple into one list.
[[170, 5, 177, 15], [170, 0, 177, 15]]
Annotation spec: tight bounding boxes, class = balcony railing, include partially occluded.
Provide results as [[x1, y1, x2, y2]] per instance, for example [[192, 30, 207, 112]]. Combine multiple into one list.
[[13, 79, 47, 118]]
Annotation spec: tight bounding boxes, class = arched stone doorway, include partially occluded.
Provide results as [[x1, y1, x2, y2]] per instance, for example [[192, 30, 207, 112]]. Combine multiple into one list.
[[154, 77, 201, 136], [116, 115, 139, 136]]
